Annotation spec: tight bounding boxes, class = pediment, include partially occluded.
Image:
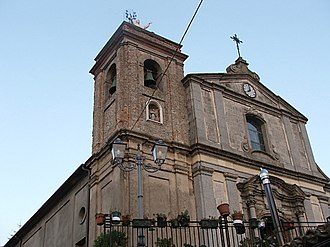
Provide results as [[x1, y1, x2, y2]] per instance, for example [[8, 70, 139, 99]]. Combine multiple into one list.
[[185, 57, 307, 120], [224, 57, 307, 120], [237, 175, 307, 202]]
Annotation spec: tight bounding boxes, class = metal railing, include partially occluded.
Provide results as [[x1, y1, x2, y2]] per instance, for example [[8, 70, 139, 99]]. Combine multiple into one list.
[[101, 217, 326, 247]]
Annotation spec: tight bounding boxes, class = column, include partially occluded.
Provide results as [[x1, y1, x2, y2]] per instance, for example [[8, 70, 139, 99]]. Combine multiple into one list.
[[246, 197, 260, 237], [295, 206, 306, 236]]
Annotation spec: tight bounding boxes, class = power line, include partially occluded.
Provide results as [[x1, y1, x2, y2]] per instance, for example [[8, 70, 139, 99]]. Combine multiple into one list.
[[130, 0, 204, 131]]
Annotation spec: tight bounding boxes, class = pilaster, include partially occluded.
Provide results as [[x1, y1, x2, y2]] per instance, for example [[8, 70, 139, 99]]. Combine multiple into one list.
[[224, 173, 240, 212], [192, 163, 217, 219]]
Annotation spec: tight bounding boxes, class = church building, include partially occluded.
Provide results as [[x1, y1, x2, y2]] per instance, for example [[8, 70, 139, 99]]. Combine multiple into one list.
[[5, 21, 330, 247]]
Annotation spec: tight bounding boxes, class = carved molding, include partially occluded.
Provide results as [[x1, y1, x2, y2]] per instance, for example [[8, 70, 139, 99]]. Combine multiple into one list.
[[237, 175, 308, 218], [192, 163, 214, 177], [226, 57, 260, 81]]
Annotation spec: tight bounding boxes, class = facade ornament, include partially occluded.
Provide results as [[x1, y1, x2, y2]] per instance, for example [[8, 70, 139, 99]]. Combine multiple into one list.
[[271, 145, 280, 161], [246, 196, 257, 207], [226, 57, 260, 81], [241, 136, 250, 152]]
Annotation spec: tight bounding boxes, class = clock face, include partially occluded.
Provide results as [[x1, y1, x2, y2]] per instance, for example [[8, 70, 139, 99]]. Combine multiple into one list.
[[243, 83, 256, 98]]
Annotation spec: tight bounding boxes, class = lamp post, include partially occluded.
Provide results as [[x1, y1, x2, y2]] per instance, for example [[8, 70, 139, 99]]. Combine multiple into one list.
[[111, 138, 168, 246], [259, 168, 284, 246]]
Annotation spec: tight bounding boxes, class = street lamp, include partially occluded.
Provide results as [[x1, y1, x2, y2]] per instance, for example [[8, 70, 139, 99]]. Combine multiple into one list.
[[111, 138, 167, 246], [259, 168, 284, 246]]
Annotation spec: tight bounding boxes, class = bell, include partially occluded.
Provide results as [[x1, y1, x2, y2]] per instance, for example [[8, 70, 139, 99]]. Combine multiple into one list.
[[144, 70, 157, 88], [109, 76, 116, 94]]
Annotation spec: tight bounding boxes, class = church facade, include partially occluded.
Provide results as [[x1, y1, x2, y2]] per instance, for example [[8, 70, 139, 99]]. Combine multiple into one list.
[[5, 21, 330, 247]]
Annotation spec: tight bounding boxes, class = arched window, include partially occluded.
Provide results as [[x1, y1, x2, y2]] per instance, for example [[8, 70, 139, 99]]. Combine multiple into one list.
[[106, 64, 116, 95], [246, 115, 266, 152], [146, 100, 163, 124]]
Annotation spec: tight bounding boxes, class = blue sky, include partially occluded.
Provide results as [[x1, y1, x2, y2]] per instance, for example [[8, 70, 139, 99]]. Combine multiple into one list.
[[0, 0, 329, 244]]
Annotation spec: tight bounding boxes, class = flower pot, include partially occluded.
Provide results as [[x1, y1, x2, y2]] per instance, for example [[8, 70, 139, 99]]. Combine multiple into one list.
[[233, 220, 245, 234], [157, 216, 167, 227], [122, 215, 131, 226], [95, 213, 105, 226], [217, 203, 230, 216], [111, 211, 121, 224], [200, 219, 219, 229], [132, 219, 152, 228], [232, 212, 243, 221]]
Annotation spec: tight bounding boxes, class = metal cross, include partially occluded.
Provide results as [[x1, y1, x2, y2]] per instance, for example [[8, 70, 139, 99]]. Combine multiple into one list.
[[230, 34, 243, 57]]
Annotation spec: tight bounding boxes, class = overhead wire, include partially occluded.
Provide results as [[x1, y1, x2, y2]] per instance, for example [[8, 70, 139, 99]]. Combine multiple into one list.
[[130, 0, 204, 131]]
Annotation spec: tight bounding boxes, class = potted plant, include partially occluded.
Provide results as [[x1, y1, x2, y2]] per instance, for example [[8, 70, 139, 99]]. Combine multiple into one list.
[[156, 213, 167, 227], [217, 203, 230, 216], [95, 213, 105, 226], [156, 237, 175, 247], [232, 210, 244, 221], [132, 217, 152, 228], [121, 214, 131, 226], [177, 209, 190, 227], [111, 210, 122, 224], [232, 210, 245, 234], [170, 218, 179, 228], [249, 218, 259, 229], [199, 216, 219, 229], [93, 230, 128, 247]]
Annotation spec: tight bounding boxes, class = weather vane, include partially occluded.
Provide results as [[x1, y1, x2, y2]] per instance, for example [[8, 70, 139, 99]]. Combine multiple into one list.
[[125, 10, 151, 30], [125, 10, 137, 24], [230, 34, 243, 58]]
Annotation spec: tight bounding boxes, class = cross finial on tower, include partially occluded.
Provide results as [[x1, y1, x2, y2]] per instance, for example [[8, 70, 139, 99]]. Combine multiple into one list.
[[230, 34, 243, 58]]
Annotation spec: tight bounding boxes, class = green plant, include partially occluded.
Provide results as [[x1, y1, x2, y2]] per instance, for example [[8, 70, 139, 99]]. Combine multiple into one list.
[[183, 244, 207, 247], [170, 218, 179, 228], [93, 230, 128, 247], [155, 213, 167, 227], [177, 209, 190, 226], [156, 213, 167, 218], [199, 218, 219, 229], [132, 218, 152, 228], [121, 214, 131, 226], [156, 237, 175, 247], [239, 237, 279, 247]]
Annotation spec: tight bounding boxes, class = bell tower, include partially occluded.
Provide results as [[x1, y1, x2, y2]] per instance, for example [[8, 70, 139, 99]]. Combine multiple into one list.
[[89, 22, 189, 154]]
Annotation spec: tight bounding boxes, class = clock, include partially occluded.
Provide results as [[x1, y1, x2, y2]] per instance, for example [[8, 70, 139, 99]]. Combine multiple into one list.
[[243, 83, 256, 98]]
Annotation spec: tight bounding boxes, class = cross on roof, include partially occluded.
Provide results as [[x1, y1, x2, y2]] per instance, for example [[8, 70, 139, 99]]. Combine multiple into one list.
[[230, 34, 243, 58]]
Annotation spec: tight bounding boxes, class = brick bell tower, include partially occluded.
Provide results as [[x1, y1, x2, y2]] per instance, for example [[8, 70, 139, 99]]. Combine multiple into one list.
[[88, 21, 194, 230], [89, 21, 189, 153]]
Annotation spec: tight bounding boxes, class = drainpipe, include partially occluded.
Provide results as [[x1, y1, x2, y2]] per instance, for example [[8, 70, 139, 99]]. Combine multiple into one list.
[[259, 168, 284, 246], [82, 163, 91, 246]]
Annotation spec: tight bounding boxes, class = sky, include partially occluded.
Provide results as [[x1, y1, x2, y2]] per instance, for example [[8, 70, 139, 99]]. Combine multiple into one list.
[[0, 0, 329, 245]]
